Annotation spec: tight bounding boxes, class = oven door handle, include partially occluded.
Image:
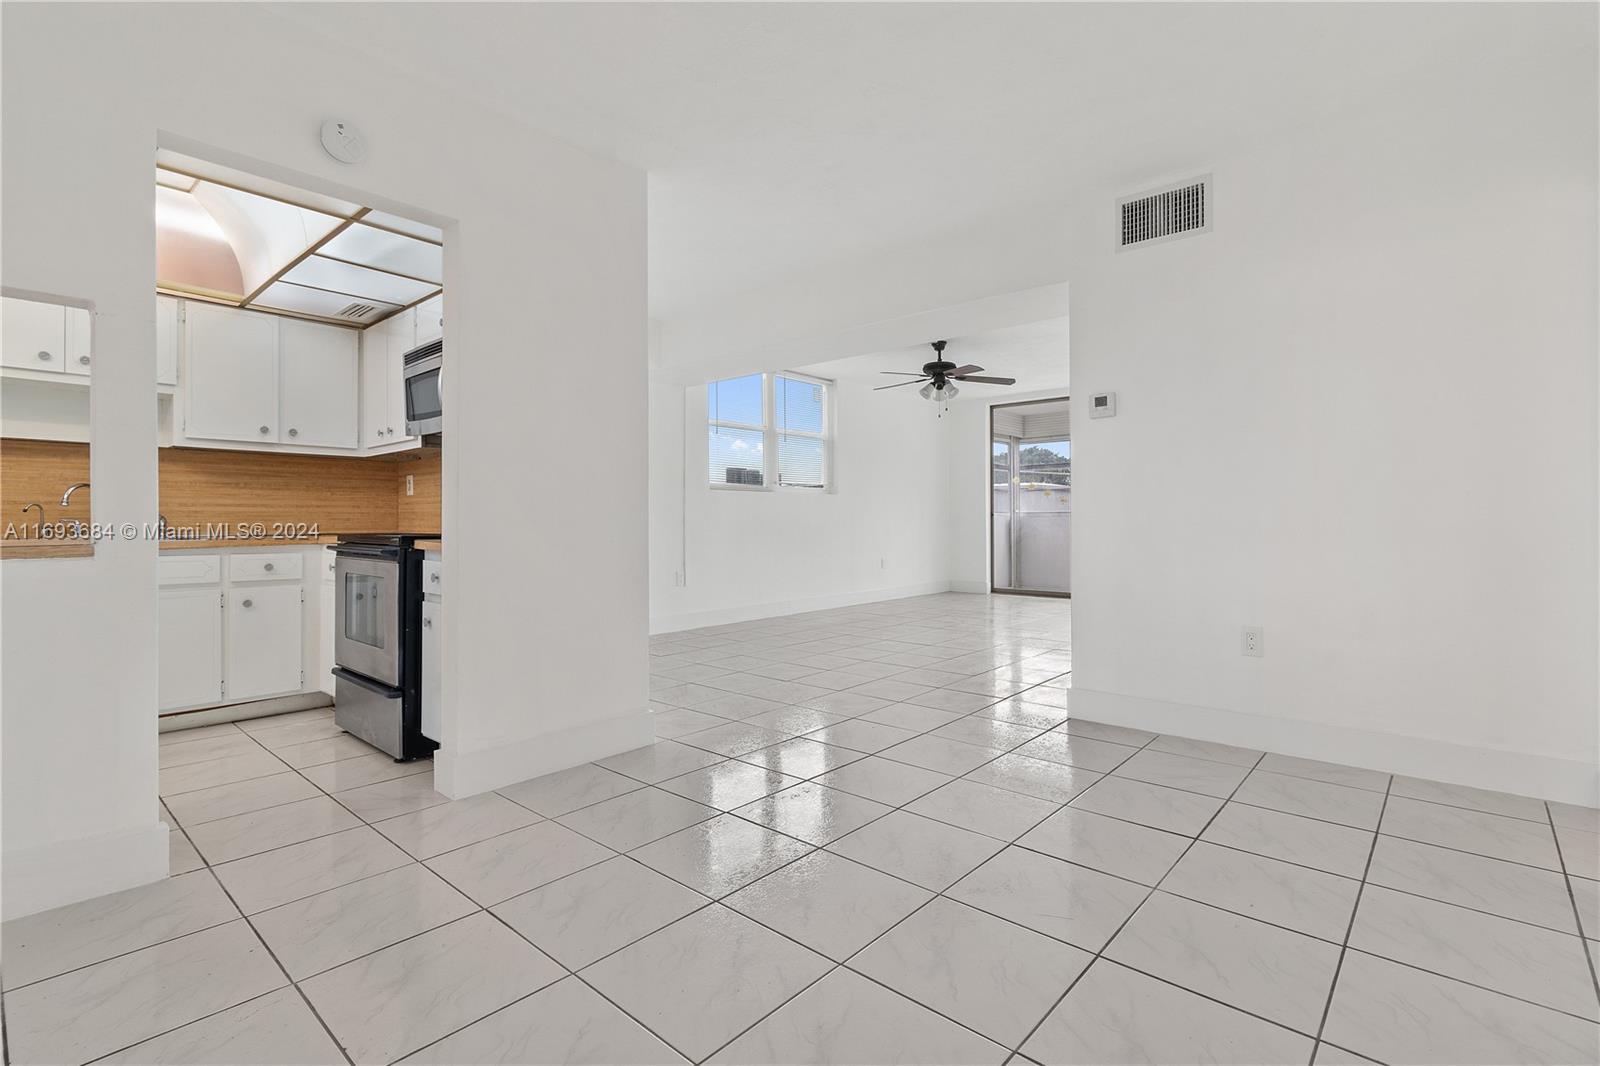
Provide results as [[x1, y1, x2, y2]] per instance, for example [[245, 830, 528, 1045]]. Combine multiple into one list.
[[334, 545, 402, 561], [331, 667, 402, 698]]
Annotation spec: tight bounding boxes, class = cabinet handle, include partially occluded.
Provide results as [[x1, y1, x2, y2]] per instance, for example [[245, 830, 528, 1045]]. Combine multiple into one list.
[[429, 573, 439, 583], [77, 355, 90, 366], [387, 427, 394, 435], [422, 616, 432, 628], [264, 562, 274, 572], [242, 598, 253, 608], [259, 425, 270, 434], [287, 428, 298, 438], [36, 350, 51, 361]]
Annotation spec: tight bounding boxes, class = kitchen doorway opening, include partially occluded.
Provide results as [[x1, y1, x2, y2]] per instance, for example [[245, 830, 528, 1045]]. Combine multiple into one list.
[[990, 396, 1070, 597]]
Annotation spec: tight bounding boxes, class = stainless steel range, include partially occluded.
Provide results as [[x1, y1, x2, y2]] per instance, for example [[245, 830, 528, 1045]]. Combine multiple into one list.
[[332, 534, 438, 761]]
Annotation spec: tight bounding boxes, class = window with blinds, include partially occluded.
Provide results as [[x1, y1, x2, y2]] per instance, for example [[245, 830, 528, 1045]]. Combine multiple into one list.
[[706, 371, 831, 490], [708, 373, 766, 486]]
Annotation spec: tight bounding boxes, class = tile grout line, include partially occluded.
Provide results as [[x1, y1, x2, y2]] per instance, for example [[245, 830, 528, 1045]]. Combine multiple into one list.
[[1309, 774, 1394, 1063], [1545, 801, 1600, 1006]]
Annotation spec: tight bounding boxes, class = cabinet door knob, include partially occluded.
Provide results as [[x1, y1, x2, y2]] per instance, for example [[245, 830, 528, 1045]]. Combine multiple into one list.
[[287, 428, 298, 437], [422, 616, 432, 628], [242, 598, 253, 608], [259, 425, 270, 434], [387, 427, 394, 435], [36, 350, 51, 361], [429, 573, 439, 583], [264, 562, 274, 572], [78, 355, 90, 366]]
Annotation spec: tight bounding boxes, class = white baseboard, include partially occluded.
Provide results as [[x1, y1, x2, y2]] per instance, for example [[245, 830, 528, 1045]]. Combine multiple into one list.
[[949, 579, 990, 594], [2, 822, 169, 921], [650, 580, 953, 635], [1070, 688, 1599, 808], [158, 692, 333, 733], [433, 709, 655, 798]]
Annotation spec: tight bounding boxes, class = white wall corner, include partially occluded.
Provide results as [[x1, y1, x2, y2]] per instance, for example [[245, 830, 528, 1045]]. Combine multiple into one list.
[[2, 822, 169, 921], [1070, 687, 1600, 808], [432, 709, 655, 798], [649, 579, 953, 635]]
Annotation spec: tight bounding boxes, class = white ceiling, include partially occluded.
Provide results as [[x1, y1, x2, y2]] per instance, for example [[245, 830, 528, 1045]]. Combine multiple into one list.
[[798, 316, 1068, 395], [266, 3, 1578, 318]]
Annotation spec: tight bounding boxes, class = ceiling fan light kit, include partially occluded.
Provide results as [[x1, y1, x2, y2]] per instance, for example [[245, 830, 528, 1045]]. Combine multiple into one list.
[[876, 339, 1016, 410]]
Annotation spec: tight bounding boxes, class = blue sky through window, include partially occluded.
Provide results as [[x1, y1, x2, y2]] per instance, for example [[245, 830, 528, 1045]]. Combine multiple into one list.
[[707, 373, 763, 426]]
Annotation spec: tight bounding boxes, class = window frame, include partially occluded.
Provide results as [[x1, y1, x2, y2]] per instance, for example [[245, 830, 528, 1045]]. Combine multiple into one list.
[[707, 372, 771, 492], [706, 370, 833, 492]]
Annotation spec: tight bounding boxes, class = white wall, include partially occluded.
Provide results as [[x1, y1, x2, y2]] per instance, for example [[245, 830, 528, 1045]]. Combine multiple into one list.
[[650, 371, 951, 631], [663, 31, 1600, 803], [1, 4, 648, 918]]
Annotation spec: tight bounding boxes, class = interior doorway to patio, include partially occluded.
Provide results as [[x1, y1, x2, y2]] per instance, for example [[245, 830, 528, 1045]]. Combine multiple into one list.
[[991, 397, 1070, 596]]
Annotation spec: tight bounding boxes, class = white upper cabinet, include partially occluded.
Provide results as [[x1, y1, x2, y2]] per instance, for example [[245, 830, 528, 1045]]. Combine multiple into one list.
[[279, 319, 359, 448], [361, 309, 417, 449], [155, 296, 180, 386], [414, 294, 442, 347], [63, 306, 92, 376], [185, 303, 279, 443], [360, 325, 392, 447], [1, 296, 67, 372]]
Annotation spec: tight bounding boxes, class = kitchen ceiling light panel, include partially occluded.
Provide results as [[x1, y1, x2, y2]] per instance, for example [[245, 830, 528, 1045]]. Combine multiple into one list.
[[155, 167, 198, 192], [282, 255, 436, 306], [156, 148, 363, 218], [191, 183, 345, 295], [362, 210, 444, 243], [253, 281, 399, 325], [318, 224, 443, 284]]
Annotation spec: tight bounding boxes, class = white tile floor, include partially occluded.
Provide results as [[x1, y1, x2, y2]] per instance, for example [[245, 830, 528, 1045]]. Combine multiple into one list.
[[3, 593, 1598, 1064]]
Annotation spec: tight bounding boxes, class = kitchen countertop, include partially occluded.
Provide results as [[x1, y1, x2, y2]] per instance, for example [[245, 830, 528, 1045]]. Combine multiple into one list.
[[414, 539, 443, 551], [0, 539, 95, 560], [158, 536, 339, 551], [2, 535, 342, 560]]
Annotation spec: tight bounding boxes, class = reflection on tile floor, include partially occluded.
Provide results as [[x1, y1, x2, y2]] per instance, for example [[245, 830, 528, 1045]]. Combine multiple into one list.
[[4, 593, 1598, 1064]]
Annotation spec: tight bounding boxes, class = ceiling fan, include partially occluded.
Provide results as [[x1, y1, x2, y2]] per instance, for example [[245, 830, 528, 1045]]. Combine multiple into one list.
[[875, 340, 1016, 401]]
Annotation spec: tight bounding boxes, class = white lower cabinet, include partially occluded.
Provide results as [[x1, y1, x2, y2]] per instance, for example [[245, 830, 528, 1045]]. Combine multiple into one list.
[[319, 547, 337, 697], [158, 587, 223, 711], [225, 585, 304, 701], [159, 550, 317, 714], [420, 598, 441, 741]]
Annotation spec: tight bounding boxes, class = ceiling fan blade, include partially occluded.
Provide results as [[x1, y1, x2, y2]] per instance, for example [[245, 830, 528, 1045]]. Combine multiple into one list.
[[947, 364, 984, 376], [952, 374, 1016, 385], [873, 378, 927, 391], [879, 371, 929, 376]]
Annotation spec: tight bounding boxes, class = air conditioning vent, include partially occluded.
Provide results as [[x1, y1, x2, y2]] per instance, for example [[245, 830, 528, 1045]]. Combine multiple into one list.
[[1118, 176, 1211, 249], [336, 301, 380, 320]]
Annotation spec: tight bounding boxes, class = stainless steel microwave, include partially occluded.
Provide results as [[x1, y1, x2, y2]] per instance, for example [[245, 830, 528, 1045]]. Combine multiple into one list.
[[402, 339, 443, 436]]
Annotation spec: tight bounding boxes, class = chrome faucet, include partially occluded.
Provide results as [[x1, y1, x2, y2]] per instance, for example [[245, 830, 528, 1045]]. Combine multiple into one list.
[[20, 502, 43, 521], [60, 482, 90, 507]]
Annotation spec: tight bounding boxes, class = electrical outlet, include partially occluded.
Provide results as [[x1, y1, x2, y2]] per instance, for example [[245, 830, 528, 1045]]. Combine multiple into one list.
[[405, 475, 414, 496], [674, 570, 686, 587], [880, 556, 888, 570], [1242, 626, 1264, 657]]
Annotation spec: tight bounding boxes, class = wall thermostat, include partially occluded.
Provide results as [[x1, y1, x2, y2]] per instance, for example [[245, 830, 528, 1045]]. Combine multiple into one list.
[[320, 120, 368, 165], [1089, 392, 1117, 419]]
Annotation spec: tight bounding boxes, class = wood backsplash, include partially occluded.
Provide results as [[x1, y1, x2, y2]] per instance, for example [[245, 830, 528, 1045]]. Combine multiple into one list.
[[2, 439, 442, 536]]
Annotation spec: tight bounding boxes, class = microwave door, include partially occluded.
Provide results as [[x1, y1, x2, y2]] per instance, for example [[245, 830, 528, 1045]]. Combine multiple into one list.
[[405, 365, 442, 435]]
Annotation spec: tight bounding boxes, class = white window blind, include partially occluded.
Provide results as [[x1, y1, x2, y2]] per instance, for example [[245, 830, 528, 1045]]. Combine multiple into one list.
[[706, 371, 831, 490], [775, 373, 827, 488]]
